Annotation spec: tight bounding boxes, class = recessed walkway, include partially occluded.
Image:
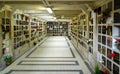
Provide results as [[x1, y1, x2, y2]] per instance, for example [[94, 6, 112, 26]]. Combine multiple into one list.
[[1, 36, 91, 74]]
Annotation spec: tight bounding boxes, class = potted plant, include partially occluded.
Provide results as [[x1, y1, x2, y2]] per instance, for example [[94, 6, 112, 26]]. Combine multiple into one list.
[[94, 64, 105, 74], [4, 55, 12, 66], [107, 38, 112, 47]]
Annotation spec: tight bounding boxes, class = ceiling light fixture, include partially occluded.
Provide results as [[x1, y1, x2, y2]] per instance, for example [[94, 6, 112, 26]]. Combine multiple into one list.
[[46, 8, 53, 14], [54, 17, 56, 19]]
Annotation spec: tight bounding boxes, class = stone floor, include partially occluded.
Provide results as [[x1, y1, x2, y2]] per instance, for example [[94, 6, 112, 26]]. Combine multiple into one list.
[[0, 36, 91, 74]]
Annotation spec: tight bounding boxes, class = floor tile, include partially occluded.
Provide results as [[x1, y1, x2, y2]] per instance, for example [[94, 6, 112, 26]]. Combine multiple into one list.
[[1, 36, 91, 74]]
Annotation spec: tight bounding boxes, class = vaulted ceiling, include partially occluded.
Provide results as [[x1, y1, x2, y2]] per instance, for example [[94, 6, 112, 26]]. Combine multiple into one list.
[[0, 0, 100, 21]]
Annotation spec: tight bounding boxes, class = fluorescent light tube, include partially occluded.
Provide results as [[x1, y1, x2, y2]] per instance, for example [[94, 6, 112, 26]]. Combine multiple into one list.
[[47, 8, 53, 13], [54, 17, 56, 19]]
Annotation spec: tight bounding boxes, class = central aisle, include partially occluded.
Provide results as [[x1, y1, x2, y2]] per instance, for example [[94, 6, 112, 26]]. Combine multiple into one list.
[[1, 36, 91, 74]]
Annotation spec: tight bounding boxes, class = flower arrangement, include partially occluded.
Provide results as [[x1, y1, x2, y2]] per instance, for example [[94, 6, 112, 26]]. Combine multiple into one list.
[[109, 52, 116, 57], [107, 38, 112, 42], [115, 38, 120, 50], [115, 38, 120, 43], [107, 38, 112, 47]]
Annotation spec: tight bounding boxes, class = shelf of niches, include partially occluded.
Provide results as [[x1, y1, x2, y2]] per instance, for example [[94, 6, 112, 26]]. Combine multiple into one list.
[[88, 25, 93, 47], [70, 25, 78, 45], [37, 20, 43, 42], [97, 22, 114, 69], [47, 22, 53, 35], [68, 23, 71, 35], [97, 40, 120, 73], [113, 8, 120, 51], [77, 15, 83, 43], [79, 14, 88, 42], [71, 25, 77, 35], [98, 45, 120, 74], [71, 25, 78, 41], [0, 7, 16, 67], [71, 31, 77, 41], [30, 18, 41, 46], [97, 22, 113, 46], [96, 0, 120, 73], [78, 33, 83, 44], [112, 1, 120, 72], [0, 5, 15, 59], [77, 14, 89, 55], [13, 13, 30, 50], [43, 22, 47, 35], [112, 8, 120, 74]]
